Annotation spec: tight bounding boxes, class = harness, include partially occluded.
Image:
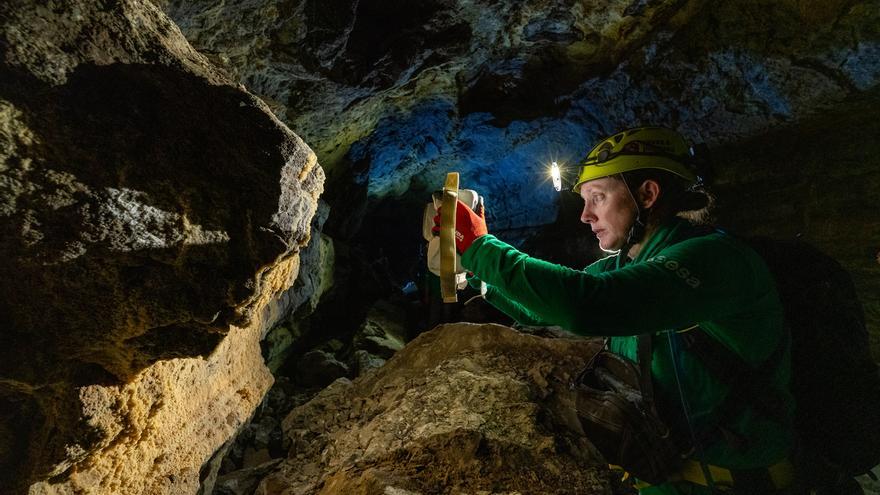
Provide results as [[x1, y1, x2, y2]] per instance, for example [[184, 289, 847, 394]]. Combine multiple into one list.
[[609, 224, 795, 491], [583, 326, 794, 492], [635, 328, 793, 492]]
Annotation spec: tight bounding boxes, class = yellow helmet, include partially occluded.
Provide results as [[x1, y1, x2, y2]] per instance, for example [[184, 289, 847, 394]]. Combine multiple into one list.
[[572, 126, 697, 192]]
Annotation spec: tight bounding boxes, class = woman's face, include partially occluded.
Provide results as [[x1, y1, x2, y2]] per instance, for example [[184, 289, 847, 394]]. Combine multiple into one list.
[[579, 177, 638, 252]]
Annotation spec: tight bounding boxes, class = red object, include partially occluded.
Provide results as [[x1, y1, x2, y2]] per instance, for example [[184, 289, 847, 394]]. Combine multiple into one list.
[[432, 200, 488, 254]]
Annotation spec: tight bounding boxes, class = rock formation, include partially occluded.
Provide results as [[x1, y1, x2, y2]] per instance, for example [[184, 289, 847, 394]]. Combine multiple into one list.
[[2, 0, 880, 494], [159, 0, 880, 188], [259, 323, 613, 495], [0, 0, 323, 493]]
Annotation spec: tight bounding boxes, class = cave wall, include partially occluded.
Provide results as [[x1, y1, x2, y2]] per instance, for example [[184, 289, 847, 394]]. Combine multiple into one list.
[[710, 92, 880, 359], [161, 0, 880, 356], [1, 1, 877, 493], [0, 0, 323, 492], [158, 0, 880, 188]]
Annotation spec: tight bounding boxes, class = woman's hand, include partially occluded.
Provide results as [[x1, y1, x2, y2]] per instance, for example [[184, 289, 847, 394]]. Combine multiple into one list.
[[432, 199, 488, 254]]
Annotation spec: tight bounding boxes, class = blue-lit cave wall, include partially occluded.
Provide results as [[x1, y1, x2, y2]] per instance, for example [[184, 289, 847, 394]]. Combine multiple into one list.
[[351, 44, 880, 217], [349, 98, 585, 230], [338, 41, 880, 289]]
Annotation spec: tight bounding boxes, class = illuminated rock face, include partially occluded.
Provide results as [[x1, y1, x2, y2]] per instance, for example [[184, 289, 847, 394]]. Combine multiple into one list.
[[0, 1, 323, 492], [261, 323, 610, 495]]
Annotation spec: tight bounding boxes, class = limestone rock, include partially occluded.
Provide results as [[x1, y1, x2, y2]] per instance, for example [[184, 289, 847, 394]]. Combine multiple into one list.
[[161, 0, 880, 188], [159, 0, 727, 175], [351, 349, 387, 377], [198, 440, 235, 495], [259, 323, 611, 494], [263, 324, 301, 373], [353, 299, 409, 359], [205, 374, 312, 492], [0, 0, 323, 492], [294, 350, 350, 388], [214, 459, 283, 495], [260, 199, 334, 338], [261, 200, 335, 372]]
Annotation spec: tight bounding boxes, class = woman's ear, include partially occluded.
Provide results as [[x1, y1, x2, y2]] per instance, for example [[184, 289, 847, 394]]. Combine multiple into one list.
[[639, 179, 661, 209]]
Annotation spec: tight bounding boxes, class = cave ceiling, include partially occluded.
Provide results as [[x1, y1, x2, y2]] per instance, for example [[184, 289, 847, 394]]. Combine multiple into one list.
[[162, 0, 878, 201]]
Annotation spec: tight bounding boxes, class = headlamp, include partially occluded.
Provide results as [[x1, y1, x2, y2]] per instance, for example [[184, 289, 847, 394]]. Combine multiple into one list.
[[551, 161, 562, 192]]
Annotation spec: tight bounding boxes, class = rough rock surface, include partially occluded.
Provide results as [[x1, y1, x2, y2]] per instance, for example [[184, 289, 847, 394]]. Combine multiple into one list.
[[257, 323, 612, 495], [160, 0, 879, 193], [208, 293, 428, 493], [0, 0, 323, 493], [261, 199, 335, 372], [2, 1, 878, 494], [261, 199, 334, 336], [352, 299, 409, 359]]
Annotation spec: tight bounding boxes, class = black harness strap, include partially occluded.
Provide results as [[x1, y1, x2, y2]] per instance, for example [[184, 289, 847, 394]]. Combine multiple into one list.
[[637, 334, 655, 409], [679, 327, 790, 430]]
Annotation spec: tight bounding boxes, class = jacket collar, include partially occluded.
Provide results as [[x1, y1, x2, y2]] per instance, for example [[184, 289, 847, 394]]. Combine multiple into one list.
[[615, 217, 698, 269]]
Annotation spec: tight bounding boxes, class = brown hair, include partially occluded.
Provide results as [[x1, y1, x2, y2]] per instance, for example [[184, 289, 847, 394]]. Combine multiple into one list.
[[619, 169, 715, 226]]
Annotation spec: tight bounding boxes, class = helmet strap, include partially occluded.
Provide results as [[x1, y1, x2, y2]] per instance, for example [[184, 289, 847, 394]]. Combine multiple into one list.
[[620, 173, 647, 256]]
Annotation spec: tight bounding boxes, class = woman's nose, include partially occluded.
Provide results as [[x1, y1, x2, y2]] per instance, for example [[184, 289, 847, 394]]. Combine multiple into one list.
[[580, 203, 595, 224]]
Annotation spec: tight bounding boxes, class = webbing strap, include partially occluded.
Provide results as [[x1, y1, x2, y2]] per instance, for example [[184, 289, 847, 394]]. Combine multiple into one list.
[[637, 334, 657, 413], [680, 327, 790, 427], [440, 172, 459, 303]]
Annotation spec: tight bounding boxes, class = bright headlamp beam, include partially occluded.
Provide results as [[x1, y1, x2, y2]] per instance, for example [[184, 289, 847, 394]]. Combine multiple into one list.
[[551, 162, 562, 192]]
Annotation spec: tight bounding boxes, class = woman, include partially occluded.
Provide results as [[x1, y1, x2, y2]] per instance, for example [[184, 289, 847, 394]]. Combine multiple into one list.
[[442, 127, 795, 494]]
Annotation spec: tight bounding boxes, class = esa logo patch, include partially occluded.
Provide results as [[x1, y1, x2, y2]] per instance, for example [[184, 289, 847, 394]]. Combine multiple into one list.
[[649, 255, 701, 288]]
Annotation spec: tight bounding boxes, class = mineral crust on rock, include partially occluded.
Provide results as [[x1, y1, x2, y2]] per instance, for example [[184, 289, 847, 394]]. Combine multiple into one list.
[[258, 323, 612, 495]]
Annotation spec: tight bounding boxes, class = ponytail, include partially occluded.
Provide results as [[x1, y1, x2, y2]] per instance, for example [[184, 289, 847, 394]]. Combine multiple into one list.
[[620, 169, 715, 226]]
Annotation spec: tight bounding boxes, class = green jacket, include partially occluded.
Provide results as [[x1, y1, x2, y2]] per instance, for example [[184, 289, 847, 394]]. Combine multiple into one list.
[[461, 217, 793, 485]]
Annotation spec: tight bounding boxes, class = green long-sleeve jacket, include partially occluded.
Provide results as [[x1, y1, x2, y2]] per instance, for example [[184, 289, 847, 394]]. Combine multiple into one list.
[[461, 217, 794, 492]]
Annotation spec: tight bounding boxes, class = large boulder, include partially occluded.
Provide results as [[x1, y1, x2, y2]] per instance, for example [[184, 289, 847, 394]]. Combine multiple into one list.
[[257, 323, 612, 494], [0, 0, 323, 493]]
